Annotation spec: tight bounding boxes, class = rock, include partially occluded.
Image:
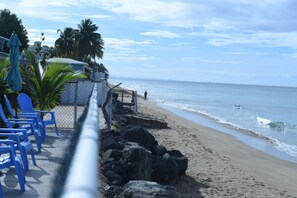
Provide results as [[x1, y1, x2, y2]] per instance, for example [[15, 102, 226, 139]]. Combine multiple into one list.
[[112, 160, 127, 178], [103, 149, 123, 161], [104, 184, 123, 198], [151, 144, 167, 156], [122, 125, 157, 150], [101, 132, 125, 152], [167, 150, 188, 176], [122, 142, 152, 181], [121, 180, 179, 198], [105, 170, 123, 185], [152, 153, 179, 184]]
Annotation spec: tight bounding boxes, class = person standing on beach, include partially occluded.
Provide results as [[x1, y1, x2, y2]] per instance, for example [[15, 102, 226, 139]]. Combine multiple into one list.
[[144, 91, 147, 100]]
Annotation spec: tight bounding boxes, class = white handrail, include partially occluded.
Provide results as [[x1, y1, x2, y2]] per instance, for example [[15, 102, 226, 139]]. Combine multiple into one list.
[[62, 83, 100, 198]]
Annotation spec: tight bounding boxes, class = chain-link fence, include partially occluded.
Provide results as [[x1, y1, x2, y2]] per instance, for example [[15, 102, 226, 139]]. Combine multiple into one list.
[[52, 80, 99, 129]]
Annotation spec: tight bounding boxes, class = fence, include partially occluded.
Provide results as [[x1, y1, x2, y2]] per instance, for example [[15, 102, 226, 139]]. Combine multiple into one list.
[[53, 79, 107, 129], [52, 83, 101, 197]]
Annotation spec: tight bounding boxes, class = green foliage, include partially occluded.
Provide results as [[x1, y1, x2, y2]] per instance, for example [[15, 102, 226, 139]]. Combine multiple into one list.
[[55, 28, 77, 58], [0, 9, 29, 51], [55, 18, 104, 62], [0, 58, 9, 94], [76, 19, 104, 61], [21, 50, 86, 110]]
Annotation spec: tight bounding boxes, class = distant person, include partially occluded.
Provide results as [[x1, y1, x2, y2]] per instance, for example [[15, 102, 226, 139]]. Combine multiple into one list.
[[144, 91, 148, 100]]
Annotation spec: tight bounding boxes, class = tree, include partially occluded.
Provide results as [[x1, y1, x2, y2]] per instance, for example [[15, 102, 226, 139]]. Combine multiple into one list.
[[21, 50, 86, 110], [76, 19, 104, 61], [0, 58, 9, 95], [55, 28, 77, 58], [0, 9, 29, 52]]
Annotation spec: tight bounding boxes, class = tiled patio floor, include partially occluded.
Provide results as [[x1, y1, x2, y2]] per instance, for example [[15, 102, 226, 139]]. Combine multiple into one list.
[[1, 128, 74, 198]]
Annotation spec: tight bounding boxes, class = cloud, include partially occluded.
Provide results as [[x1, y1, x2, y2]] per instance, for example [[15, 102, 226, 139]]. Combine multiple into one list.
[[104, 52, 154, 62], [98, 0, 201, 28], [84, 14, 111, 19], [190, 31, 297, 49], [140, 30, 181, 38], [222, 51, 249, 55], [183, 57, 240, 64], [104, 38, 155, 50]]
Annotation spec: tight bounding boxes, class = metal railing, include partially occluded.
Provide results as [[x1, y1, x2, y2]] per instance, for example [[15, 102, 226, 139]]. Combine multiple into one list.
[[53, 83, 100, 198]]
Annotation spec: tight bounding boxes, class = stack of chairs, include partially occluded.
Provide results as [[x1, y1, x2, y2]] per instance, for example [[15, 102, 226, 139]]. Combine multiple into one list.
[[0, 93, 59, 195]]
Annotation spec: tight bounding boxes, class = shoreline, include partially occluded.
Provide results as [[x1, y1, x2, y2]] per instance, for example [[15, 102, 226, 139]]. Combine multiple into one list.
[[136, 96, 297, 197], [159, 104, 297, 164]]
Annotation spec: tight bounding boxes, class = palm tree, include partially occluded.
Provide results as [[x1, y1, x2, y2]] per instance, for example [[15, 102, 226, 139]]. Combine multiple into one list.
[[21, 50, 86, 110], [55, 28, 77, 58], [76, 19, 104, 61]]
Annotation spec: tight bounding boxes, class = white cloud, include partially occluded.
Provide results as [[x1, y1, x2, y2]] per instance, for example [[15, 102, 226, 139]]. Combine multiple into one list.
[[104, 52, 154, 62], [85, 14, 111, 19], [191, 31, 297, 49], [183, 57, 240, 64], [140, 30, 181, 38], [104, 38, 155, 50]]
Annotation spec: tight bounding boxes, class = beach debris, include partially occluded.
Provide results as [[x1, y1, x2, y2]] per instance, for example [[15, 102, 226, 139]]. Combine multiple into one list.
[[121, 180, 179, 198], [128, 114, 168, 128]]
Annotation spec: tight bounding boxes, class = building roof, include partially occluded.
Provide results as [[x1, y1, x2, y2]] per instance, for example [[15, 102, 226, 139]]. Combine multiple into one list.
[[46, 58, 88, 72], [47, 58, 87, 66]]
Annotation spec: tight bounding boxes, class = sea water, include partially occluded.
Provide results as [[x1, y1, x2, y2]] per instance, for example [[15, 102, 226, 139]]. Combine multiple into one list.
[[109, 77, 297, 163]]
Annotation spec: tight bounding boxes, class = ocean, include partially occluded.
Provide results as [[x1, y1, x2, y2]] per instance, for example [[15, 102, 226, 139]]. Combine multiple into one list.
[[109, 77, 297, 164]]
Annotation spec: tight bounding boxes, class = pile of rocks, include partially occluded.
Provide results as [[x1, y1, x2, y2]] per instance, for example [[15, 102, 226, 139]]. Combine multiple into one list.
[[101, 125, 188, 197]]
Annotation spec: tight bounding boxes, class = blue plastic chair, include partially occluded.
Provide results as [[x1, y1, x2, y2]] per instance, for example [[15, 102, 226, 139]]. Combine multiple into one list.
[[0, 139, 26, 192], [17, 93, 59, 136], [0, 128, 36, 172], [0, 104, 42, 152], [4, 94, 46, 142]]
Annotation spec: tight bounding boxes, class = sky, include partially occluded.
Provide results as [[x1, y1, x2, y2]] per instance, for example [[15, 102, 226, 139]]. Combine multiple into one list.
[[1, 0, 297, 87]]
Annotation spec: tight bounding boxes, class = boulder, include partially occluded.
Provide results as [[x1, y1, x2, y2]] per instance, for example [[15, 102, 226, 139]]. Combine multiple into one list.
[[151, 144, 167, 156], [152, 153, 179, 184], [122, 142, 152, 181], [103, 149, 123, 161], [105, 170, 123, 185], [122, 125, 157, 150], [121, 180, 179, 198], [167, 150, 188, 176], [101, 132, 125, 152]]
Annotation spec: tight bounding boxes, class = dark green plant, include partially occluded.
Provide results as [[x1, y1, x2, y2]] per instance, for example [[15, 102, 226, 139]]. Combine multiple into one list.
[[21, 50, 86, 110]]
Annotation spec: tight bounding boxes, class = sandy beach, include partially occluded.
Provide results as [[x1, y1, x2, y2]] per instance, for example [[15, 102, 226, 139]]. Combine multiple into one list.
[[135, 96, 297, 197]]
